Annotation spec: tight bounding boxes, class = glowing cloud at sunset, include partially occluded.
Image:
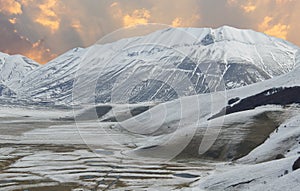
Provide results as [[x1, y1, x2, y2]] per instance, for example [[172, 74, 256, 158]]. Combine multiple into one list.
[[171, 15, 201, 27], [0, 0, 299, 64], [123, 9, 151, 27], [34, 0, 61, 33], [241, 3, 256, 13], [0, 0, 22, 15], [24, 40, 57, 64], [259, 16, 290, 40]]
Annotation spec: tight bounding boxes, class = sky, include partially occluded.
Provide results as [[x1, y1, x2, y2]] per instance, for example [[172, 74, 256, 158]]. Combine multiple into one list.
[[0, 0, 299, 64]]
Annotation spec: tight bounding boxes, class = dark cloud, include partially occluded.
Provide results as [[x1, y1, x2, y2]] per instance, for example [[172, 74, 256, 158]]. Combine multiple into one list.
[[0, 14, 56, 63]]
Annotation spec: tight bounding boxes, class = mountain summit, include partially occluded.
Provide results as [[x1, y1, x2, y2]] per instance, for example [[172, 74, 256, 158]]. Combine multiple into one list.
[[0, 53, 39, 98], [6, 26, 300, 104]]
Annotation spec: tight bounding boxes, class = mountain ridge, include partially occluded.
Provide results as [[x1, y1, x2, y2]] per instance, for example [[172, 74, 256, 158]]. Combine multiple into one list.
[[1, 26, 300, 105], [0, 53, 40, 97]]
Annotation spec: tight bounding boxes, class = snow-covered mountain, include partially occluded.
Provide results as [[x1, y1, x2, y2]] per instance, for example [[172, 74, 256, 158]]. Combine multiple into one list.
[[0, 52, 40, 98], [1, 26, 300, 190], [118, 64, 300, 157], [0, 84, 15, 97], [14, 26, 300, 104], [107, 55, 300, 190], [12, 48, 86, 102]]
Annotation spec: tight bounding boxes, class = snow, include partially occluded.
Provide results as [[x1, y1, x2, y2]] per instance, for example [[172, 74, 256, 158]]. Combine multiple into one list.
[[189, 156, 299, 191], [1, 26, 300, 190], [239, 112, 300, 163], [179, 112, 300, 190], [0, 106, 72, 119], [0, 112, 216, 190], [9, 26, 300, 104], [14, 47, 86, 103], [0, 54, 40, 91], [98, 47, 300, 189]]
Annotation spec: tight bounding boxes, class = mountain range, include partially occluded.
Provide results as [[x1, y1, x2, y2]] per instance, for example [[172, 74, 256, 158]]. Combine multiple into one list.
[[1, 26, 299, 105], [1, 26, 300, 190]]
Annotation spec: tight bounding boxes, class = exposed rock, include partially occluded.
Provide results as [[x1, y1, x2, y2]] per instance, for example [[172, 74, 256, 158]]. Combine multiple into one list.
[[209, 86, 300, 120], [292, 157, 300, 171], [275, 154, 285, 160], [228, 97, 240, 105]]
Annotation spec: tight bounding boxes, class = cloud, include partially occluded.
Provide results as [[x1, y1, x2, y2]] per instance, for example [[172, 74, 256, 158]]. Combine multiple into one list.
[[0, 16, 56, 64], [241, 3, 256, 13], [276, 0, 295, 5], [110, 2, 123, 20], [34, 0, 61, 32], [19, 0, 34, 7], [2, 0, 300, 65], [109, 0, 201, 28], [227, 0, 238, 6], [9, 18, 17, 24], [109, 3, 152, 28], [172, 15, 201, 27], [264, 24, 290, 40], [227, 0, 256, 13], [71, 20, 82, 31], [24, 40, 57, 64], [0, 0, 22, 15], [259, 16, 290, 39], [172, 18, 183, 27], [123, 9, 151, 27], [223, 0, 295, 40]]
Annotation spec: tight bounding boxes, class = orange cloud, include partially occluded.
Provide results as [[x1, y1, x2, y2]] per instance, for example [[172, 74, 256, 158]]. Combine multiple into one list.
[[110, 2, 123, 19], [23, 40, 57, 64], [1, 32, 56, 64], [259, 16, 290, 39], [71, 20, 82, 30], [110, 3, 152, 28], [110, 2, 119, 8], [19, 0, 34, 7], [241, 3, 256, 13], [227, 0, 256, 13], [34, 0, 61, 33], [123, 9, 151, 27], [171, 15, 201, 27], [172, 17, 183, 27], [0, 0, 22, 15], [9, 18, 17, 24]]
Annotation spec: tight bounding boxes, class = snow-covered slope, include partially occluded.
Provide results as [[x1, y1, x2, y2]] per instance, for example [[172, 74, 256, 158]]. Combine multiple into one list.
[[112, 62, 300, 160], [0, 84, 16, 97], [0, 52, 40, 97], [92, 61, 300, 190], [189, 113, 300, 191], [14, 48, 86, 102], [16, 26, 300, 104]]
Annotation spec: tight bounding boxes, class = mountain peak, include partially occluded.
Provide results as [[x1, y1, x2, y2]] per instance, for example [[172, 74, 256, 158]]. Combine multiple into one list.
[[0, 52, 40, 93], [13, 26, 299, 104]]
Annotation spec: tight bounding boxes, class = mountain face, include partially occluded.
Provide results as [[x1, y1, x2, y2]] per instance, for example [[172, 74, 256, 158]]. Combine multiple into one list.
[[0, 52, 40, 98], [116, 63, 300, 160], [0, 84, 16, 97], [13, 48, 86, 103], [7, 26, 300, 104]]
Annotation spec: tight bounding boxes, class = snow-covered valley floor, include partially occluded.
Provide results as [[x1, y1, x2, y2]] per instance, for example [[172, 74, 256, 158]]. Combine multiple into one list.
[[0, 107, 217, 191], [0, 105, 299, 191]]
